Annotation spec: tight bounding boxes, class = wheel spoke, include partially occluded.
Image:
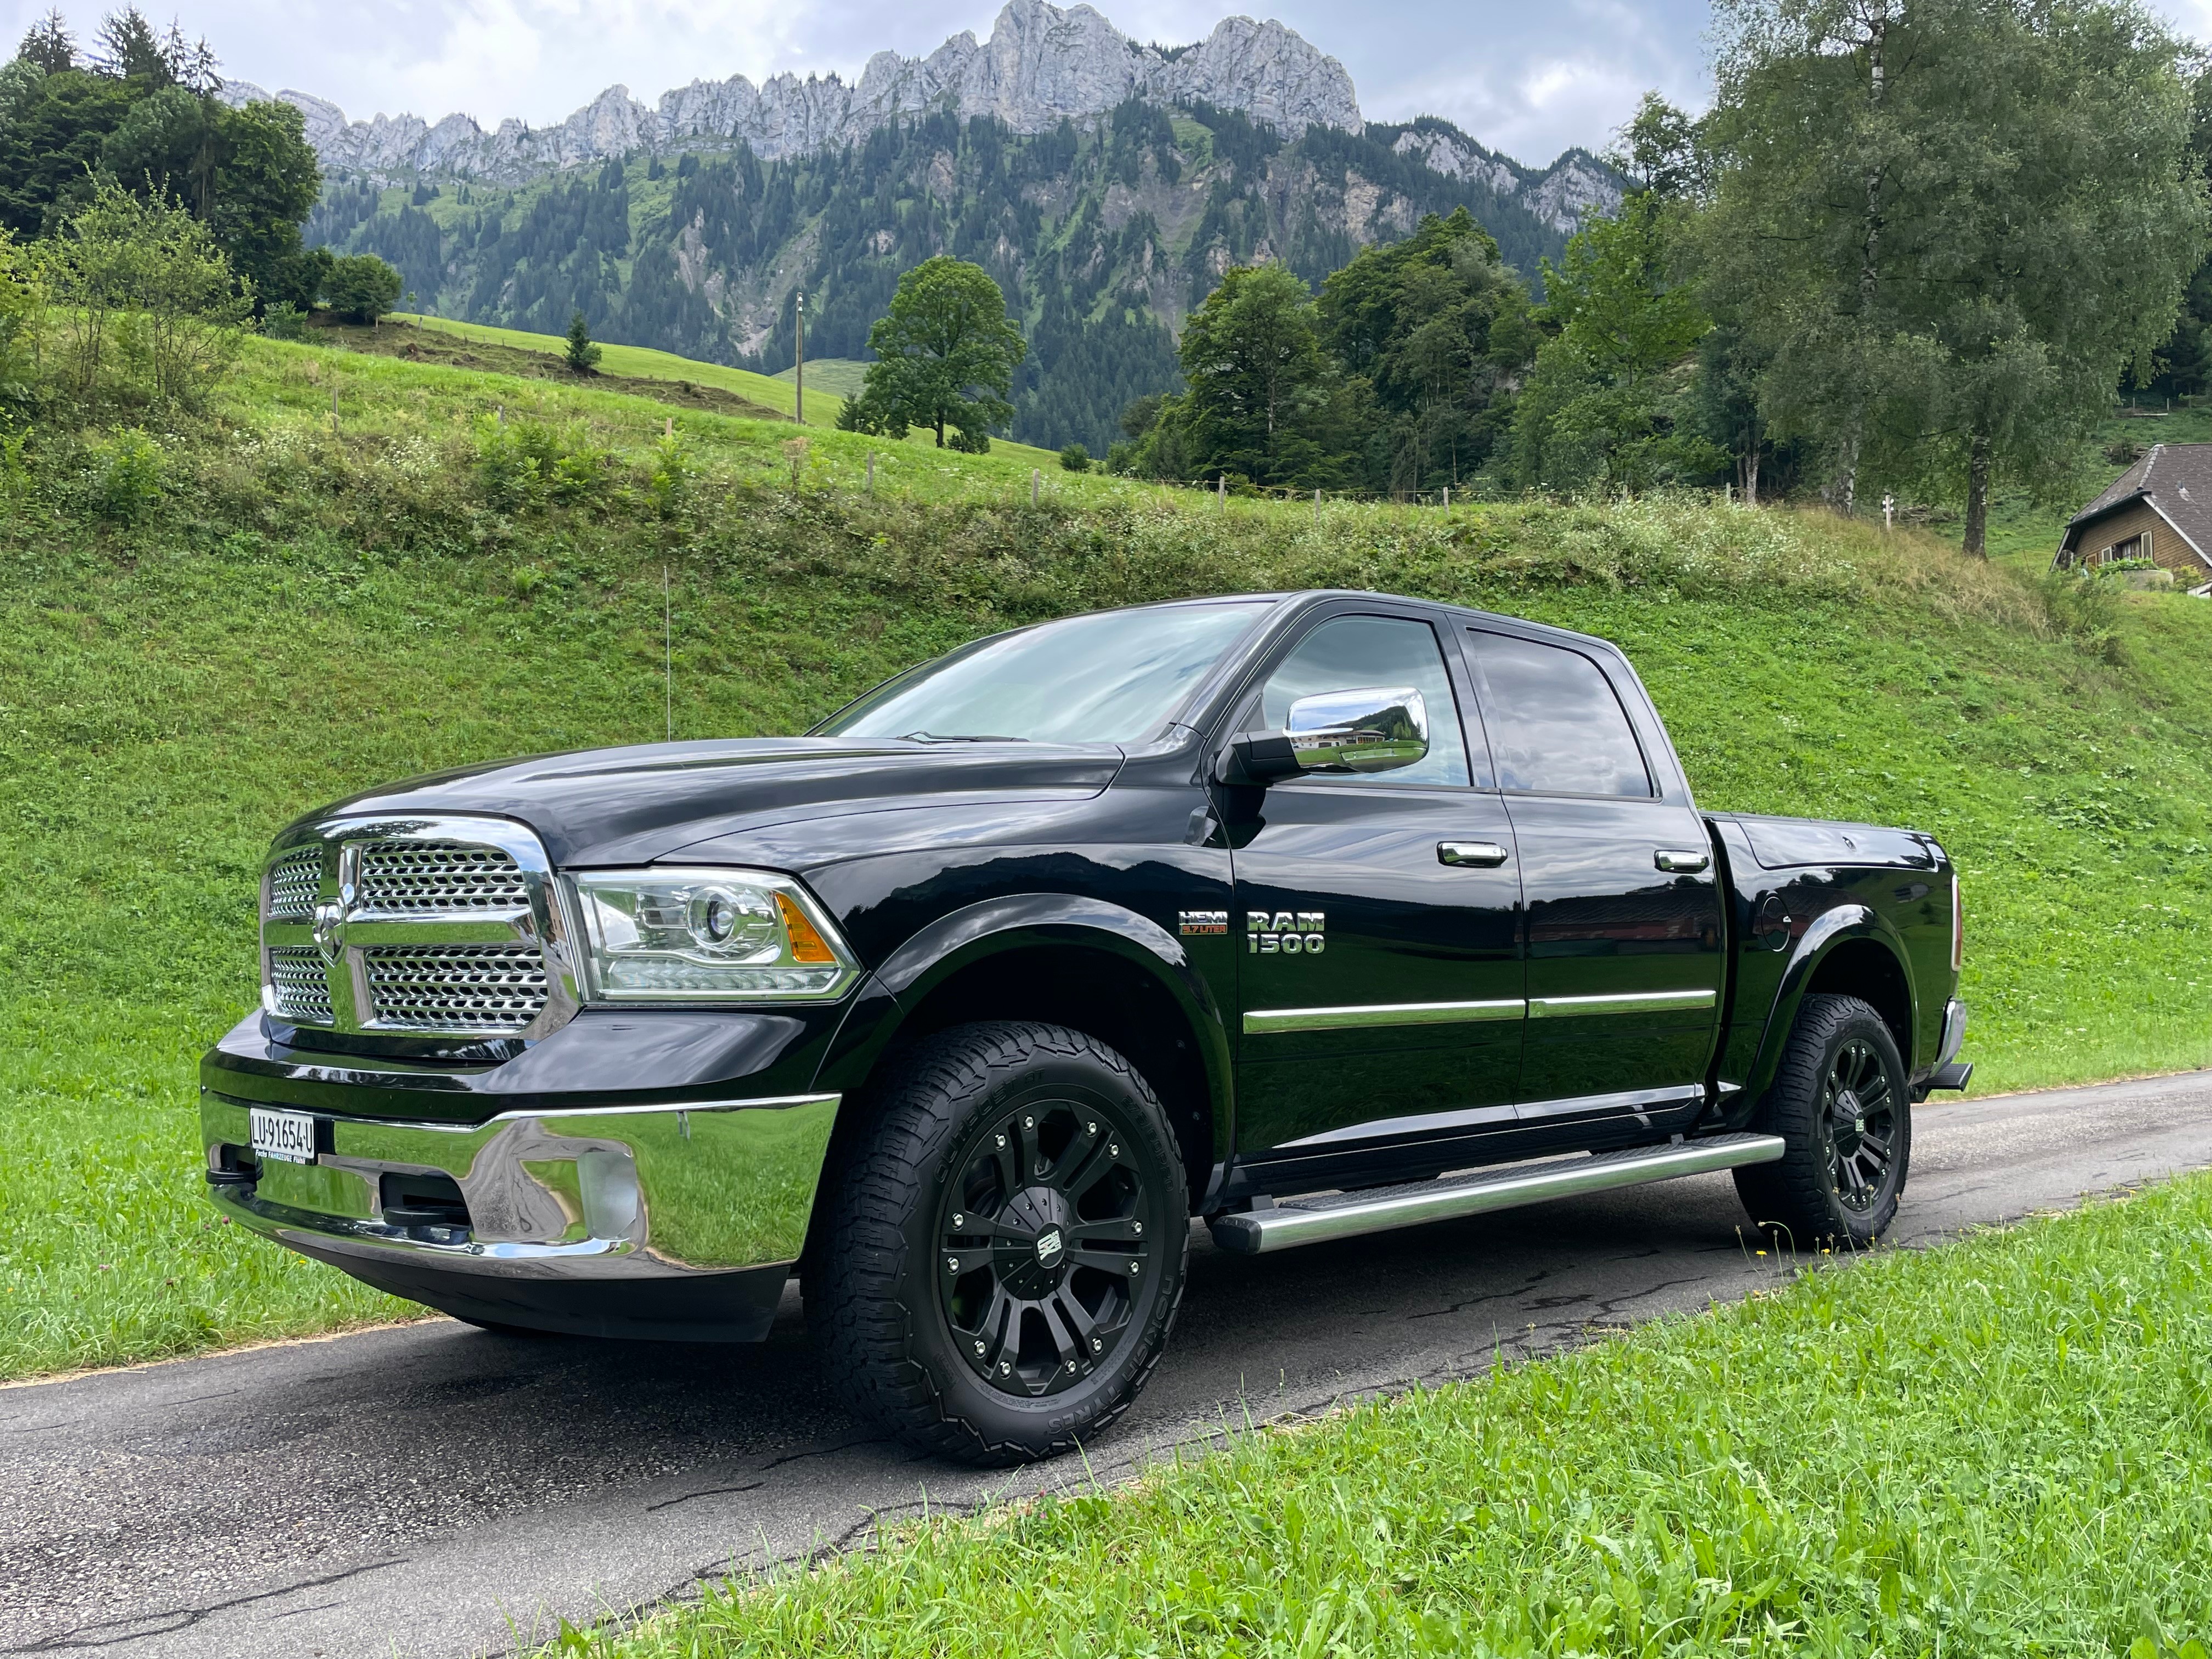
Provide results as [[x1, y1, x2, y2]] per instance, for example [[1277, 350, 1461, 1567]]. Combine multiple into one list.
[[988, 1134, 1021, 1207], [1069, 1216, 1139, 1243], [1052, 1130, 1114, 1199], [978, 1285, 1018, 1375], [1069, 1246, 1141, 1276]]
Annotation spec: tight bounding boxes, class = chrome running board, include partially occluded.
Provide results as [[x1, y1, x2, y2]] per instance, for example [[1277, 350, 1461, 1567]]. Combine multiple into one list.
[[1207, 1132, 1785, 1256]]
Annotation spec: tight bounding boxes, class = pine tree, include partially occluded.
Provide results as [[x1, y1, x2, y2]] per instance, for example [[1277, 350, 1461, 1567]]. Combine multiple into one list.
[[565, 308, 601, 373], [17, 9, 76, 72]]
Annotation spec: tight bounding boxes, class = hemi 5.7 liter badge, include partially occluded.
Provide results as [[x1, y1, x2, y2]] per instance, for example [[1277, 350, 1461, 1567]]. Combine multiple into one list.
[[1178, 910, 1229, 936], [1249, 911, 1326, 954]]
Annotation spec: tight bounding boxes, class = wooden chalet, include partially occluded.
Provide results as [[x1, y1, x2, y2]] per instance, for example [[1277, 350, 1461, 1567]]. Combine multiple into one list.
[[2055, 443, 2212, 592]]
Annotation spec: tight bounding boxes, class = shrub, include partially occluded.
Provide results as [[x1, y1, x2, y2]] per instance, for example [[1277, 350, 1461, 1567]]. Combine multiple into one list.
[[647, 430, 696, 518], [37, 185, 251, 420], [949, 426, 990, 454], [85, 428, 165, 523], [1059, 443, 1090, 472], [323, 255, 402, 325], [259, 302, 311, 342]]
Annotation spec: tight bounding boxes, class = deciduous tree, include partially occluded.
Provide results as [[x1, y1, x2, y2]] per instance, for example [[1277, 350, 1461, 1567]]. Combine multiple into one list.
[[844, 257, 1025, 447], [1702, 0, 2208, 552]]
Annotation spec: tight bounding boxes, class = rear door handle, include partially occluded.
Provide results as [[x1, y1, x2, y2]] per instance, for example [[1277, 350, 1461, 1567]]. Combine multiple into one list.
[[1655, 848, 1711, 873], [1438, 841, 1509, 867]]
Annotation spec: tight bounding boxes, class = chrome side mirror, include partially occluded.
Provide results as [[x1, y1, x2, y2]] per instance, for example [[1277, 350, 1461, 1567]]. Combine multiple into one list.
[[1285, 686, 1429, 775]]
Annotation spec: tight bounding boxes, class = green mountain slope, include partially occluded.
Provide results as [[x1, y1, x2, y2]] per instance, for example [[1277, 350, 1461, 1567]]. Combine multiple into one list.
[[306, 103, 1595, 455], [7, 335, 2212, 1376]]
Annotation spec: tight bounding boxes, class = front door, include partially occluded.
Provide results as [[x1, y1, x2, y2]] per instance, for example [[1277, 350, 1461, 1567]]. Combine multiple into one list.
[[1226, 608, 1526, 1171], [1458, 627, 1724, 1128]]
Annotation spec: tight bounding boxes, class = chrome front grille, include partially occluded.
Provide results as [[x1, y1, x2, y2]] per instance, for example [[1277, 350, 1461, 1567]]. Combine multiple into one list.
[[357, 840, 530, 912], [267, 849, 321, 920], [363, 944, 548, 1032], [259, 816, 574, 1042], [268, 947, 335, 1024]]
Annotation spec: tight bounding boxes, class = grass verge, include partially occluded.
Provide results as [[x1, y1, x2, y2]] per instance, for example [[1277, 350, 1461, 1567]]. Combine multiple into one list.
[[556, 1173, 2212, 1657], [7, 335, 2212, 1378]]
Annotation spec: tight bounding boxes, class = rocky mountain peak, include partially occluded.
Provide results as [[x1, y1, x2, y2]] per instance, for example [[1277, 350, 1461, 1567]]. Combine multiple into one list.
[[224, 1, 1364, 183]]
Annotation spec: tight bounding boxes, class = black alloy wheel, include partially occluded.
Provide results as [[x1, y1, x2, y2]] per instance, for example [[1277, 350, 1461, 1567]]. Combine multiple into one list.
[[935, 1096, 1167, 1399], [1821, 1035, 1899, 1213], [811, 1022, 1189, 1464], [1734, 992, 1912, 1246]]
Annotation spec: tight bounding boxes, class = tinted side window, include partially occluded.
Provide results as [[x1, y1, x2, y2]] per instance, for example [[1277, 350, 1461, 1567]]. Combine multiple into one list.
[[1466, 631, 1651, 797], [1256, 616, 1475, 787]]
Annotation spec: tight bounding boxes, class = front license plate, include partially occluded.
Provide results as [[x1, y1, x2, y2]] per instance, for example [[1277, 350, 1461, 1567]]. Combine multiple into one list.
[[249, 1107, 319, 1165]]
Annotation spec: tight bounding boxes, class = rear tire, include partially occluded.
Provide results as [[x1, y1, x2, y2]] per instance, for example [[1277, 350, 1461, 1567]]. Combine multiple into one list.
[[1733, 993, 1911, 1248], [809, 1022, 1189, 1465]]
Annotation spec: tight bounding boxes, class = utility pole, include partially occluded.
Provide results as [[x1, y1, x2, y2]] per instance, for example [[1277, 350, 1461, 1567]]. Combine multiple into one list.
[[794, 290, 805, 427]]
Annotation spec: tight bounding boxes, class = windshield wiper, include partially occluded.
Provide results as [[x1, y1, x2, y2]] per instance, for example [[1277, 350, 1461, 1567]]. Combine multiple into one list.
[[898, 731, 1030, 743]]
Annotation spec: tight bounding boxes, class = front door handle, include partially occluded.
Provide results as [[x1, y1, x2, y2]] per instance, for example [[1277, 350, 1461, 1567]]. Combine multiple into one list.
[[1655, 848, 1711, 873], [1438, 841, 1509, 867]]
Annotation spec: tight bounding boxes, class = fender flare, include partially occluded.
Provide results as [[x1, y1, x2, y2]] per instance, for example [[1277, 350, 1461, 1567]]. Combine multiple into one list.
[[810, 893, 1236, 1158], [1731, 902, 1920, 1121]]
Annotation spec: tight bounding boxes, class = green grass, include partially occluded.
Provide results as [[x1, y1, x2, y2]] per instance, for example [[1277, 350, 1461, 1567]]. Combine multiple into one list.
[[7, 332, 2212, 1379], [394, 317, 1069, 468], [770, 357, 872, 400], [397, 313, 833, 422], [556, 1172, 2212, 1657]]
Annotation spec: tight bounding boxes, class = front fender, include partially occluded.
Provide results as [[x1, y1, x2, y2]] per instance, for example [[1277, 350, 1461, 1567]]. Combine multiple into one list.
[[1727, 902, 1916, 1125], [809, 894, 1235, 1148]]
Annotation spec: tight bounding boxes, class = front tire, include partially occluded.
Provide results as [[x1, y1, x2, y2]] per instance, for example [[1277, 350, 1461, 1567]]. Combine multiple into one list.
[[1733, 993, 1912, 1247], [809, 1022, 1189, 1464]]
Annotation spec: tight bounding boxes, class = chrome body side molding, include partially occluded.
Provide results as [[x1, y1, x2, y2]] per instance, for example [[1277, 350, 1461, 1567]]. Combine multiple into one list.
[[1527, 989, 1718, 1018], [1209, 1132, 1785, 1255], [1244, 997, 1525, 1035]]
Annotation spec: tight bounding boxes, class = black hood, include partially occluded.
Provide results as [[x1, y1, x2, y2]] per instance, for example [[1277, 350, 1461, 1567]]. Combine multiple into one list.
[[290, 737, 1125, 867]]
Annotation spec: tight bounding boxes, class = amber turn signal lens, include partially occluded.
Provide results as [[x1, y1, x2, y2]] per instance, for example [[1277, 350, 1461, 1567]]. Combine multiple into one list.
[[775, 891, 839, 964]]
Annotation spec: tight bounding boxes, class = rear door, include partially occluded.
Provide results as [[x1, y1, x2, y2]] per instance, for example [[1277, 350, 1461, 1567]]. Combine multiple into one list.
[[1227, 606, 1525, 1166], [1459, 627, 1723, 1130]]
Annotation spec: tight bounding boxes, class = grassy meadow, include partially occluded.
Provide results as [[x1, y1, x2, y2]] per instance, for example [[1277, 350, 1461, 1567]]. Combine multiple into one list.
[[555, 1169, 2212, 1657], [5, 331, 2212, 1379]]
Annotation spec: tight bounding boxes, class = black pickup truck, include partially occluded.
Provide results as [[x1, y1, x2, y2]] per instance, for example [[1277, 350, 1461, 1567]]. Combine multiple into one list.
[[201, 589, 1969, 1462]]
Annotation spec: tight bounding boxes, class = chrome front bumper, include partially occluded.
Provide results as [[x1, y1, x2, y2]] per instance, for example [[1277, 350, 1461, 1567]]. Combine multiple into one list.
[[199, 1089, 839, 1339]]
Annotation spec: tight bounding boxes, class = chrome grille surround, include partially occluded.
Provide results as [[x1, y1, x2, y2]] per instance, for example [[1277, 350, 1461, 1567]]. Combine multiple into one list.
[[357, 840, 531, 912], [364, 944, 548, 1032], [268, 946, 335, 1024], [257, 815, 581, 1043]]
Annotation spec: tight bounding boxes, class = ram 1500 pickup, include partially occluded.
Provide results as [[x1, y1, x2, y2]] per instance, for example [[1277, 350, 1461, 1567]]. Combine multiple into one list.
[[201, 589, 1970, 1462]]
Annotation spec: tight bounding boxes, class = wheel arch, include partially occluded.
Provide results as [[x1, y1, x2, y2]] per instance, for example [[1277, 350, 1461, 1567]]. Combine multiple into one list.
[[808, 896, 1234, 1224], [1736, 905, 1919, 1116]]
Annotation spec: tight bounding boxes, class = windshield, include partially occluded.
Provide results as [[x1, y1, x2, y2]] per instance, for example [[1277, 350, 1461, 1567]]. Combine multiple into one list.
[[817, 601, 1275, 745]]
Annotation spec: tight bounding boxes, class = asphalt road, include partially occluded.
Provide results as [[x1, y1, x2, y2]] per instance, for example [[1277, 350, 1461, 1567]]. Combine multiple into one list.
[[8, 1073, 2211, 1659]]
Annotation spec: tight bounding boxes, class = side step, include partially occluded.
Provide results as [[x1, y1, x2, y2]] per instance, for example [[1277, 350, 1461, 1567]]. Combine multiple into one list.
[[1207, 1132, 1786, 1256]]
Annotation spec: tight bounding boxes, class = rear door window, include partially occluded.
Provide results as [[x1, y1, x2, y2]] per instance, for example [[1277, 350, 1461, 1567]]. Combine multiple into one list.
[[1464, 631, 1652, 798]]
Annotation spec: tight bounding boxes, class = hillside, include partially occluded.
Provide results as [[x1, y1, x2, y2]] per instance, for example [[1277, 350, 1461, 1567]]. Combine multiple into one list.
[[8, 336, 2212, 1377], [301, 101, 1604, 455]]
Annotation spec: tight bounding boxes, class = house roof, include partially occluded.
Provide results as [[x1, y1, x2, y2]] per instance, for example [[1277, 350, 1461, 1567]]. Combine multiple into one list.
[[2061, 442, 2212, 567]]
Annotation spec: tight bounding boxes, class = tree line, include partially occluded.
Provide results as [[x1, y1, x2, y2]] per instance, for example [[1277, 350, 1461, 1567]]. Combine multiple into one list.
[[0, 9, 404, 325], [1108, 0, 2210, 551]]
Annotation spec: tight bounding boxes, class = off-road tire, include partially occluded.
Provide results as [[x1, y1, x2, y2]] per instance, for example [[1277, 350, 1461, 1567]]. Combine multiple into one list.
[[1733, 993, 1912, 1248], [808, 1022, 1190, 1465]]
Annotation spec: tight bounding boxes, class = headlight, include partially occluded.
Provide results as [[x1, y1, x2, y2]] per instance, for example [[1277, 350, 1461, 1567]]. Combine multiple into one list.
[[570, 868, 859, 1001]]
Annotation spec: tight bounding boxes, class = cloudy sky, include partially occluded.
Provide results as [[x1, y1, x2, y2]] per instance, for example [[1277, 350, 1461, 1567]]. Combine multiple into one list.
[[7, 0, 2210, 167]]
